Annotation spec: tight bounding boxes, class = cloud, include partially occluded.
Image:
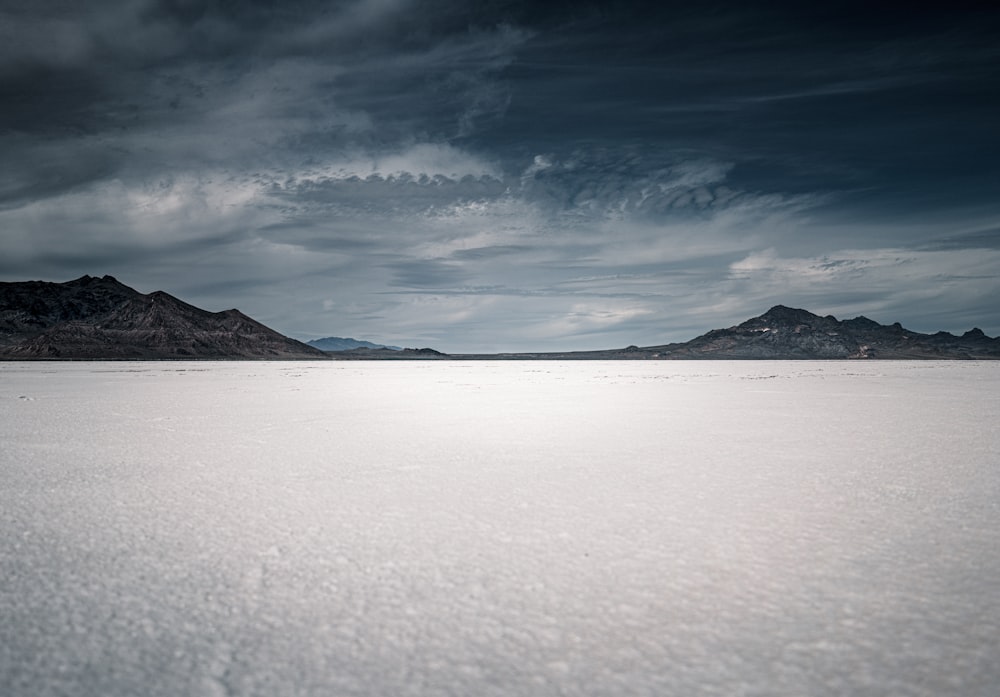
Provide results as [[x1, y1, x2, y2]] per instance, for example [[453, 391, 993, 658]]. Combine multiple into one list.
[[267, 143, 503, 191], [515, 152, 762, 224], [0, 1, 526, 200], [386, 258, 470, 289], [373, 144, 501, 180], [920, 223, 1000, 251], [0, 12, 93, 74]]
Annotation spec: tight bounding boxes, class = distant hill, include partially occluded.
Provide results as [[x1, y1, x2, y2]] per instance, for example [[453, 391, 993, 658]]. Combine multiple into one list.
[[0, 275, 328, 360], [327, 347, 448, 360], [307, 336, 401, 352], [640, 305, 1000, 360]]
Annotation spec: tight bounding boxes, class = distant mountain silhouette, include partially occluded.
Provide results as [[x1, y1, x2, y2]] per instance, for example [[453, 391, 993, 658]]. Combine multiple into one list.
[[0, 275, 327, 359], [640, 305, 1000, 360], [329, 346, 448, 360], [307, 336, 401, 352]]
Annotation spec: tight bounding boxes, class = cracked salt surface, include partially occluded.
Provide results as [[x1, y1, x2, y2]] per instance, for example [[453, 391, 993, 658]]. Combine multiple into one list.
[[2, 360, 999, 696]]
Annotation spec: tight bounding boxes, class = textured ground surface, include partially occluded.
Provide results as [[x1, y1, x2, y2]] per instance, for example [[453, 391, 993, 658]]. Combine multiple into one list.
[[2, 361, 999, 696]]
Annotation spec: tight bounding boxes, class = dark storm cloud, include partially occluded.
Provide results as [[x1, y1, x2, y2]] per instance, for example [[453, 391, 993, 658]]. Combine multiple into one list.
[[485, 2, 1000, 208], [920, 225, 1000, 252], [2, 1, 999, 350], [0, 0, 522, 199]]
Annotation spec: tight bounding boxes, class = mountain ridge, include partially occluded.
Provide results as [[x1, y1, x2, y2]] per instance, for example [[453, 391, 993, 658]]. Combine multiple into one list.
[[0, 275, 326, 360], [633, 304, 1000, 360]]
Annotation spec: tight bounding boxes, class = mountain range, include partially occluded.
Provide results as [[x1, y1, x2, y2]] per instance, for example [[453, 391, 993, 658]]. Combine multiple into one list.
[[633, 305, 1000, 360], [1, 276, 998, 360], [0, 275, 325, 359]]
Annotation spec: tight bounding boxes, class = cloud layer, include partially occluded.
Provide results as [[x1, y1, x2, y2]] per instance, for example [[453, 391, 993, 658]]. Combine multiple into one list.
[[3, 1, 999, 350]]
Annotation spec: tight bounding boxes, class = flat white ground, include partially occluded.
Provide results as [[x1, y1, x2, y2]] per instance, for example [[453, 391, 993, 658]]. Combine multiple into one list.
[[2, 361, 999, 696]]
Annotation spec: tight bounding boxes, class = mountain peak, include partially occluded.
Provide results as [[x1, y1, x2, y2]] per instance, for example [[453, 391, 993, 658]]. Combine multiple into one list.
[[67, 274, 125, 288], [760, 305, 821, 322], [665, 305, 999, 360], [843, 315, 881, 330], [737, 305, 826, 330]]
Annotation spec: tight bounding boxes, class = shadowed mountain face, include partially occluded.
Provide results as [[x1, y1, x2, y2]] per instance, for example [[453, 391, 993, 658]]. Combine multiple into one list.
[[645, 305, 1000, 360], [0, 275, 327, 360]]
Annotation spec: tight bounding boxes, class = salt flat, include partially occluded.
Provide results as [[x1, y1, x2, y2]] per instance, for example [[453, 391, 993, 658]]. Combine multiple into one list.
[[2, 360, 999, 696]]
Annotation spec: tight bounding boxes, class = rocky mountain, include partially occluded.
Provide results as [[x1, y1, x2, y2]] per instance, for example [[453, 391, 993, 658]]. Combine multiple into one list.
[[0, 275, 328, 360], [642, 305, 1000, 360], [307, 336, 401, 352]]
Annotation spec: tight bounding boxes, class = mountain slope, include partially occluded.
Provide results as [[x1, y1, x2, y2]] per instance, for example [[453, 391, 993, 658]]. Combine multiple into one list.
[[0, 275, 328, 360], [645, 305, 1000, 359]]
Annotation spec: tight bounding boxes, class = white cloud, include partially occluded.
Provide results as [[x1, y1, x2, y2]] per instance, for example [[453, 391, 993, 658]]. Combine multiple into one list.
[[0, 172, 272, 271], [548, 302, 656, 338], [371, 143, 501, 180], [663, 160, 734, 189]]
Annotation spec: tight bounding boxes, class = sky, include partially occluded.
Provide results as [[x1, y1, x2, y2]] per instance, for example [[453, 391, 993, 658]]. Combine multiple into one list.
[[2, 1, 999, 352]]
